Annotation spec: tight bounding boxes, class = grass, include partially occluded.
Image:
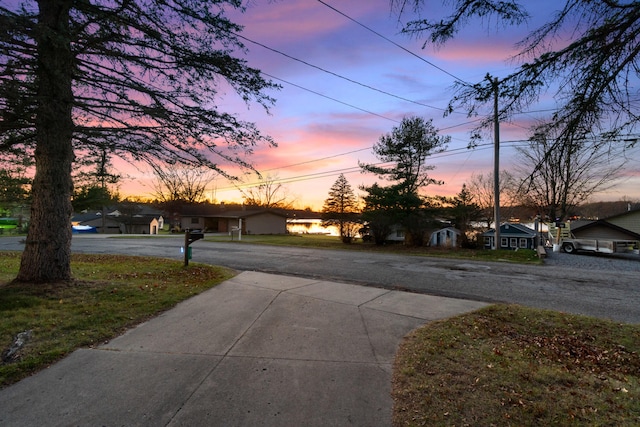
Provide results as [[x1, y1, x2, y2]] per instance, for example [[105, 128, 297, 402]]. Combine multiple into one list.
[[0, 251, 234, 388], [393, 304, 640, 426], [204, 233, 543, 264]]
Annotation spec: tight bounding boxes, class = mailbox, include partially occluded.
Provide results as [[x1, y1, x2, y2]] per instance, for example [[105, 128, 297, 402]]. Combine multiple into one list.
[[187, 232, 204, 244], [183, 230, 204, 266]]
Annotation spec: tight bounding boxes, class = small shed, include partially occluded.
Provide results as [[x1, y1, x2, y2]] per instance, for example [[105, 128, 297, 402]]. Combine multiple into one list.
[[429, 227, 461, 247], [149, 216, 164, 234], [482, 223, 537, 250]]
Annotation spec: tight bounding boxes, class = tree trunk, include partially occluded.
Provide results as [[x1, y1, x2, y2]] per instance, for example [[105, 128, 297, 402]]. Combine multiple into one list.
[[16, 0, 75, 283]]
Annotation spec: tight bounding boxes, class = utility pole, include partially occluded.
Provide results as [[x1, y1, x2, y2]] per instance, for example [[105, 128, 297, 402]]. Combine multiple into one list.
[[492, 76, 501, 250]]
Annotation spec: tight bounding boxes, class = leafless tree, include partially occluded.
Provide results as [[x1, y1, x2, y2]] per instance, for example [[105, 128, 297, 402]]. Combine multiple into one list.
[[467, 170, 520, 228], [515, 127, 626, 221], [241, 174, 295, 209], [152, 163, 217, 204]]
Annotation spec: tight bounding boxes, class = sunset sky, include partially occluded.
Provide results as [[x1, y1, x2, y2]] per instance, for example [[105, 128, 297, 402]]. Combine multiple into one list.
[[121, 0, 640, 210]]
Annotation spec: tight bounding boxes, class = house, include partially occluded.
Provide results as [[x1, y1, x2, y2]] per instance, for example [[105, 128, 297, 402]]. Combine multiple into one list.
[[482, 223, 537, 250], [570, 219, 640, 241], [601, 207, 640, 235], [548, 208, 640, 242], [72, 206, 164, 234], [179, 205, 288, 235], [118, 215, 164, 234], [386, 224, 406, 242], [72, 211, 121, 234], [429, 227, 461, 247]]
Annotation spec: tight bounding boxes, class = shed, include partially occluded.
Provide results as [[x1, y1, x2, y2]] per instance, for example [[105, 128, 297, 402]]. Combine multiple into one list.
[[429, 227, 461, 247]]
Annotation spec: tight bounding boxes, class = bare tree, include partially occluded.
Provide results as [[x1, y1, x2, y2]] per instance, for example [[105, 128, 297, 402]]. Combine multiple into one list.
[[467, 170, 520, 229], [393, 0, 640, 147], [515, 127, 626, 221], [1, 1, 277, 282], [152, 163, 217, 204], [241, 174, 294, 209]]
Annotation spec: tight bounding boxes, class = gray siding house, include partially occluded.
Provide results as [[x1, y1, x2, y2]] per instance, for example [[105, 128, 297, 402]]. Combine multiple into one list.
[[571, 220, 640, 241], [602, 208, 640, 235], [180, 207, 288, 235], [483, 223, 537, 250]]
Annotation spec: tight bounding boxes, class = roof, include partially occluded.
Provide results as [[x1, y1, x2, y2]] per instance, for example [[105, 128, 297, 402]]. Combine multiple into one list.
[[602, 206, 640, 222], [482, 223, 537, 237], [431, 227, 461, 235], [218, 209, 288, 219], [71, 212, 103, 223], [72, 209, 162, 226], [181, 208, 288, 219], [571, 219, 640, 240]]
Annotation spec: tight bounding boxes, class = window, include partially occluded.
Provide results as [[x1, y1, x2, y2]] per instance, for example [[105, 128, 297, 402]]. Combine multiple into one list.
[[501, 238, 508, 247], [484, 237, 491, 247], [510, 238, 517, 248], [190, 217, 199, 224], [519, 238, 528, 248]]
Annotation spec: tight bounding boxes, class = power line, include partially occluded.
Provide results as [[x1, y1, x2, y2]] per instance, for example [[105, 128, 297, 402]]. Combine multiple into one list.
[[263, 73, 400, 123], [260, 146, 373, 174], [225, 163, 389, 191], [258, 124, 486, 177], [215, 140, 531, 192], [234, 32, 450, 113], [315, 0, 471, 87]]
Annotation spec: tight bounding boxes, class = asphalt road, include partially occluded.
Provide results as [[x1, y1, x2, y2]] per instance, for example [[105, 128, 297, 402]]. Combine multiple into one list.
[[2, 235, 639, 324]]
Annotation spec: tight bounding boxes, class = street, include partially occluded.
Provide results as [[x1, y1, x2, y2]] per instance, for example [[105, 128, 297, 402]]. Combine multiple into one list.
[[1, 235, 639, 323]]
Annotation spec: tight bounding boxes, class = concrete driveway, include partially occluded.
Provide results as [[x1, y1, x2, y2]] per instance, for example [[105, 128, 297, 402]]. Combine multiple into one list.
[[0, 271, 487, 426]]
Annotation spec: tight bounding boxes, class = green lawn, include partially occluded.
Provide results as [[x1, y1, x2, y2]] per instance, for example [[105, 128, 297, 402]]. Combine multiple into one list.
[[203, 233, 543, 264], [0, 252, 234, 388]]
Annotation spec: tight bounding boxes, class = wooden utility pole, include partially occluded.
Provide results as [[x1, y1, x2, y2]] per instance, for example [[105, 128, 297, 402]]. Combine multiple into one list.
[[492, 76, 501, 250]]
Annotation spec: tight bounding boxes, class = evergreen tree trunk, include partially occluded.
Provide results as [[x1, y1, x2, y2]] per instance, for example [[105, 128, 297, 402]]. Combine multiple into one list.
[[16, 0, 74, 283]]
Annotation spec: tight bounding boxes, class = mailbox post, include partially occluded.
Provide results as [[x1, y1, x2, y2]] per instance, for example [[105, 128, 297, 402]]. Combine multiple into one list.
[[184, 229, 204, 266]]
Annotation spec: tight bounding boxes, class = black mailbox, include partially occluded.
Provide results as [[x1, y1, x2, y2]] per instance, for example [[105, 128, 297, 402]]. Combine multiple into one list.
[[184, 230, 204, 266], [188, 233, 204, 244]]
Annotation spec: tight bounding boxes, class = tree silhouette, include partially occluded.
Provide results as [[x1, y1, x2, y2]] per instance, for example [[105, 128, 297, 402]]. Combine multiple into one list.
[[0, 1, 277, 282], [322, 174, 360, 243], [360, 116, 448, 245], [152, 163, 216, 204], [241, 174, 295, 209], [438, 184, 482, 247], [393, 0, 640, 146]]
